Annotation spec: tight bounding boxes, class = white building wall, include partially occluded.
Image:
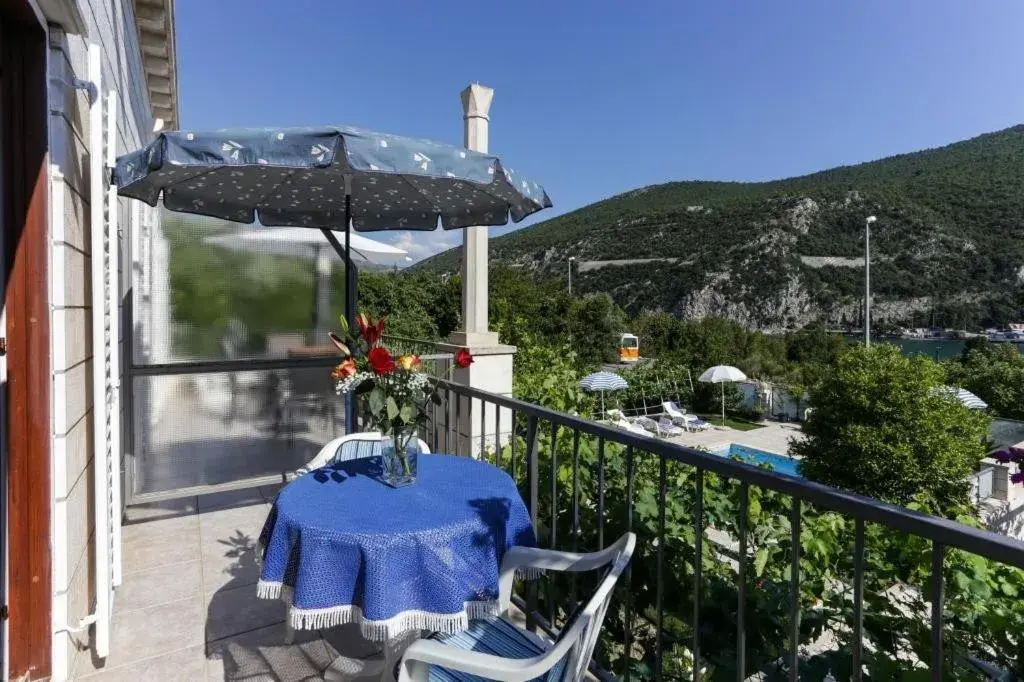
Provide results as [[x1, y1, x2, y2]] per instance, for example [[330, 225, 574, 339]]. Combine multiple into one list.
[[47, 1, 159, 678]]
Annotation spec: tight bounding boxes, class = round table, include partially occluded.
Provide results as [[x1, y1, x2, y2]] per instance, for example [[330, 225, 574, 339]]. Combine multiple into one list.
[[257, 454, 535, 679]]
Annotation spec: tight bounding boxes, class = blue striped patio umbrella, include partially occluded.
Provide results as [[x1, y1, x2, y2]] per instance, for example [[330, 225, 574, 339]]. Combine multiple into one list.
[[579, 372, 629, 416], [935, 386, 988, 410]]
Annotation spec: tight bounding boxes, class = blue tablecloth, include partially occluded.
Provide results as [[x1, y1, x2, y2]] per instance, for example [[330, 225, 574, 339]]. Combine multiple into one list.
[[257, 455, 535, 641]]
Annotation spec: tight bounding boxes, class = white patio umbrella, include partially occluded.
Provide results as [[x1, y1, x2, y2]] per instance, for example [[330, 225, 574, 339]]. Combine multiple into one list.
[[698, 365, 747, 426], [204, 227, 407, 338]]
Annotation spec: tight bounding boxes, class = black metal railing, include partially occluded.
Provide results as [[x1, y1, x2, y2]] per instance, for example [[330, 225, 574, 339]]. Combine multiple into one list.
[[424, 379, 1024, 682]]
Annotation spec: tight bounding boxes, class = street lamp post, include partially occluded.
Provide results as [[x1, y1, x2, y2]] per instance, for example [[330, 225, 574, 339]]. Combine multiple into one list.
[[865, 215, 877, 347], [568, 256, 576, 294]]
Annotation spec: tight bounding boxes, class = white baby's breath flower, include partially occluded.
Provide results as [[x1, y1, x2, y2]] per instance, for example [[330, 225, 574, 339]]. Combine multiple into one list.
[[335, 371, 373, 395]]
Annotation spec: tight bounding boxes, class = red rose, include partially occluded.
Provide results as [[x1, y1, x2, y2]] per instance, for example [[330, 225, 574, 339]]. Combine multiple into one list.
[[358, 314, 386, 347], [368, 346, 396, 375], [455, 348, 474, 368]]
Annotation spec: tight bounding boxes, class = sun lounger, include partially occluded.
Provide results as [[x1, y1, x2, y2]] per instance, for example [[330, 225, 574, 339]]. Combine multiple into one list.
[[663, 401, 699, 427], [689, 417, 712, 431], [633, 415, 662, 435], [615, 417, 651, 438], [657, 417, 685, 437]]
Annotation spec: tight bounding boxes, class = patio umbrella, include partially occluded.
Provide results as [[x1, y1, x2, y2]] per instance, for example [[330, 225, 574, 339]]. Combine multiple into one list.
[[113, 125, 552, 331], [698, 365, 747, 426], [203, 227, 407, 339], [934, 385, 988, 410], [579, 371, 629, 418]]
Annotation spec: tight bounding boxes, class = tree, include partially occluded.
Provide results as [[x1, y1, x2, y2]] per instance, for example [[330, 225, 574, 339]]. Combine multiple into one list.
[[634, 311, 678, 358], [793, 343, 990, 514], [568, 293, 627, 365], [946, 341, 1024, 420], [785, 323, 845, 367]]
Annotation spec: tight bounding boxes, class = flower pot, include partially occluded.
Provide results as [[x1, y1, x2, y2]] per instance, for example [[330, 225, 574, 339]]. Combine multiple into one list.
[[381, 428, 419, 488]]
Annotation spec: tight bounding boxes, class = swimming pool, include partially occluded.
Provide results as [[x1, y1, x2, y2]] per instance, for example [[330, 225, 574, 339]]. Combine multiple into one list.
[[714, 443, 802, 477]]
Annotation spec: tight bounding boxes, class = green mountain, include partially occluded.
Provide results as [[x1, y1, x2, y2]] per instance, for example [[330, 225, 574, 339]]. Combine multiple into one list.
[[420, 125, 1024, 331]]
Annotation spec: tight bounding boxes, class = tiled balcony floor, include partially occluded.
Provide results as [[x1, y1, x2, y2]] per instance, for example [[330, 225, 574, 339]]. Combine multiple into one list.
[[74, 488, 381, 681]]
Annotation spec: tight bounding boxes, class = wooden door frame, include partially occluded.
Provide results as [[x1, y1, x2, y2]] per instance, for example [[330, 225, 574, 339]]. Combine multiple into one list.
[[1, 1, 51, 679]]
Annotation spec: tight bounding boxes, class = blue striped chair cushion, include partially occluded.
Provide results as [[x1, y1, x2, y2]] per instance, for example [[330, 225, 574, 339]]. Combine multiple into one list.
[[333, 439, 381, 463], [427, 617, 568, 682]]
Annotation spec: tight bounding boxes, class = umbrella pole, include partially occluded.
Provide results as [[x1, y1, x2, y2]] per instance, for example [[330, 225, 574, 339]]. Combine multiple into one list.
[[318, 200, 357, 334], [721, 382, 726, 426], [320, 191, 357, 434]]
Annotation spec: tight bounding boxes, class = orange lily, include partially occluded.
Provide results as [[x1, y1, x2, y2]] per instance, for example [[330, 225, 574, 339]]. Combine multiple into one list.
[[330, 357, 357, 381]]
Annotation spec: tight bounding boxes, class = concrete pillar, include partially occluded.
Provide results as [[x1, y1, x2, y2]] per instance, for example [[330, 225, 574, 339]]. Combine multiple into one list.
[[452, 83, 499, 347], [447, 83, 516, 457]]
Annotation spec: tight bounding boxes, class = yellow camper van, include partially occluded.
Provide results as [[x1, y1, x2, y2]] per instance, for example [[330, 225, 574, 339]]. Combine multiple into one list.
[[618, 333, 639, 363]]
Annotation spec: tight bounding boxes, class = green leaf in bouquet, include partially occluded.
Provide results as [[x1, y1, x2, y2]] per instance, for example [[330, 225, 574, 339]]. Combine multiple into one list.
[[386, 396, 400, 421], [368, 387, 385, 416], [400, 404, 414, 424]]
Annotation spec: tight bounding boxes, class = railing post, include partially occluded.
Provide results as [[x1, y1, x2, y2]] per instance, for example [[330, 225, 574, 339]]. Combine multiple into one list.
[[931, 542, 945, 681], [736, 482, 749, 682], [853, 518, 865, 682], [524, 414, 540, 631], [692, 468, 704, 681], [788, 498, 801, 682]]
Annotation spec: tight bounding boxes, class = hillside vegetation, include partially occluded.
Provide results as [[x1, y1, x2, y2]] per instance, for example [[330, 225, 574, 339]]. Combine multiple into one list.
[[420, 125, 1024, 331]]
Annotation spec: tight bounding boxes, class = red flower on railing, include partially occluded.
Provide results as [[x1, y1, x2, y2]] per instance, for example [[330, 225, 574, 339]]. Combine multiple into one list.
[[455, 348, 474, 368], [368, 346, 396, 375]]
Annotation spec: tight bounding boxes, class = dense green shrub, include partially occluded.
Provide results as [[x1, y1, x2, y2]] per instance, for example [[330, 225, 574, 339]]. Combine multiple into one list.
[[945, 339, 1024, 421], [794, 344, 990, 513]]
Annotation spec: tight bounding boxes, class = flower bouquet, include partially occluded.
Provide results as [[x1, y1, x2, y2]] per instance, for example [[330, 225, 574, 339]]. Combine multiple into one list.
[[330, 313, 473, 487]]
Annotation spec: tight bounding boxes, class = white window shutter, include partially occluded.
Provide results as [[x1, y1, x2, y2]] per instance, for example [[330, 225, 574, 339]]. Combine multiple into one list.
[[105, 89, 123, 592], [87, 43, 123, 659]]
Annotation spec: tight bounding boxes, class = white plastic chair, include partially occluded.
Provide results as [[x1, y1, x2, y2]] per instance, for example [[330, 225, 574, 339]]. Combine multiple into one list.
[[397, 532, 636, 682], [290, 431, 432, 480]]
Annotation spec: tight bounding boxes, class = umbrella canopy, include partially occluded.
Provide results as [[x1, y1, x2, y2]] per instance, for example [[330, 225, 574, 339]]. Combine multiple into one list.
[[698, 365, 747, 384], [203, 226, 407, 265], [579, 372, 628, 418], [579, 372, 629, 392], [935, 386, 988, 410], [114, 124, 552, 433], [113, 126, 551, 231]]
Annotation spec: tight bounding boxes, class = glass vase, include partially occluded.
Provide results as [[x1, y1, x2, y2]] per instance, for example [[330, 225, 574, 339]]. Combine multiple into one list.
[[381, 428, 419, 488]]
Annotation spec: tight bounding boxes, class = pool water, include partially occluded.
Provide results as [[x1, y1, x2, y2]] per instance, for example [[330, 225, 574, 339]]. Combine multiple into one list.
[[715, 443, 802, 477]]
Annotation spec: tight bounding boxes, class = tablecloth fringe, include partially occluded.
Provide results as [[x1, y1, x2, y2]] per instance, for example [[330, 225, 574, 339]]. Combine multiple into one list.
[[256, 580, 504, 639]]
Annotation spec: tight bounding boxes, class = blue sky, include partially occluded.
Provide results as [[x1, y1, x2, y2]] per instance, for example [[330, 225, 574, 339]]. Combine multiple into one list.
[[175, 0, 1024, 262]]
